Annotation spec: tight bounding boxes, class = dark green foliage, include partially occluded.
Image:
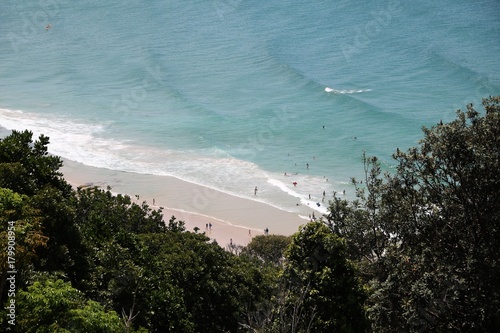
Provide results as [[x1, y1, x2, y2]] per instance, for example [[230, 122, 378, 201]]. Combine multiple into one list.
[[29, 186, 89, 287], [243, 234, 291, 266], [328, 96, 500, 332], [135, 232, 250, 332], [72, 185, 267, 332], [76, 187, 166, 243], [0, 129, 259, 332], [0, 130, 71, 196], [0, 130, 88, 287], [276, 222, 368, 333], [165, 215, 186, 232], [16, 277, 124, 333], [73, 186, 167, 316], [232, 254, 278, 331]]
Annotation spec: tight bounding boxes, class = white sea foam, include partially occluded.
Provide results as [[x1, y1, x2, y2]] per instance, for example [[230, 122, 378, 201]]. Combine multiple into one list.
[[324, 87, 372, 94], [0, 107, 334, 217], [267, 176, 332, 216], [0, 108, 123, 169]]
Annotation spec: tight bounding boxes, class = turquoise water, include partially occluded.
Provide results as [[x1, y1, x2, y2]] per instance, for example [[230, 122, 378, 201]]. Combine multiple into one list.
[[1, 0, 499, 215]]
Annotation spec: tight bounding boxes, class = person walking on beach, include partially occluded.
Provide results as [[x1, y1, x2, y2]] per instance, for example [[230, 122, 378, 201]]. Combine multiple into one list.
[[254, 186, 258, 195]]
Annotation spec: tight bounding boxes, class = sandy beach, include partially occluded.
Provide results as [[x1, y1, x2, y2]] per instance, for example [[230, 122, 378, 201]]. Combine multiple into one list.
[[61, 159, 309, 247]]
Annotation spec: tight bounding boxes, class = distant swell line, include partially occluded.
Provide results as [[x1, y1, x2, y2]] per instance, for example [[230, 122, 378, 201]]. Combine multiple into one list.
[[324, 87, 372, 94]]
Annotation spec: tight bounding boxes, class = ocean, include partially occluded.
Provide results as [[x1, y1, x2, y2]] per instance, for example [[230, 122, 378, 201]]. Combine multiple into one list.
[[1, 0, 499, 216]]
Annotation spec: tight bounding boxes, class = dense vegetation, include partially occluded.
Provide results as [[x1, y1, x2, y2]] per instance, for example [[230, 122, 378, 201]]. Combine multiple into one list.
[[0, 96, 499, 332]]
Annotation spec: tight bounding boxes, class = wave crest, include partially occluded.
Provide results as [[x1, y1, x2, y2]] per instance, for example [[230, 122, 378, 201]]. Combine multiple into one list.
[[325, 87, 372, 94]]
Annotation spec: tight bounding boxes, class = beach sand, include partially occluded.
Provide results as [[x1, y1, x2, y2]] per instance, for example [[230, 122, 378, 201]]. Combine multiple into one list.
[[61, 159, 308, 246]]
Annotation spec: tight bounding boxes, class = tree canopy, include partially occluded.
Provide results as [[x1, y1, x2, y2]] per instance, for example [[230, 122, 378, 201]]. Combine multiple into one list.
[[0, 130, 71, 196], [277, 222, 368, 333], [327, 96, 500, 332], [17, 277, 124, 333]]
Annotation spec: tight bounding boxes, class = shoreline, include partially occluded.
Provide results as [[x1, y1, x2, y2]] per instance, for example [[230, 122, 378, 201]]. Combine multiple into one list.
[[61, 159, 309, 246]]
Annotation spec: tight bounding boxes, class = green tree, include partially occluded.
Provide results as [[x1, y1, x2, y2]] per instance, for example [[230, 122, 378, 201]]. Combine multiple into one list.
[[29, 186, 89, 287], [0, 130, 71, 196], [328, 96, 500, 332], [243, 234, 291, 266], [276, 222, 368, 333], [135, 232, 244, 332], [239, 235, 293, 331], [73, 185, 165, 309], [326, 153, 390, 268], [75, 186, 165, 244], [15, 277, 124, 333], [0, 130, 276, 332], [233, 253, 278, 331], [0, 130, 88, 287]]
